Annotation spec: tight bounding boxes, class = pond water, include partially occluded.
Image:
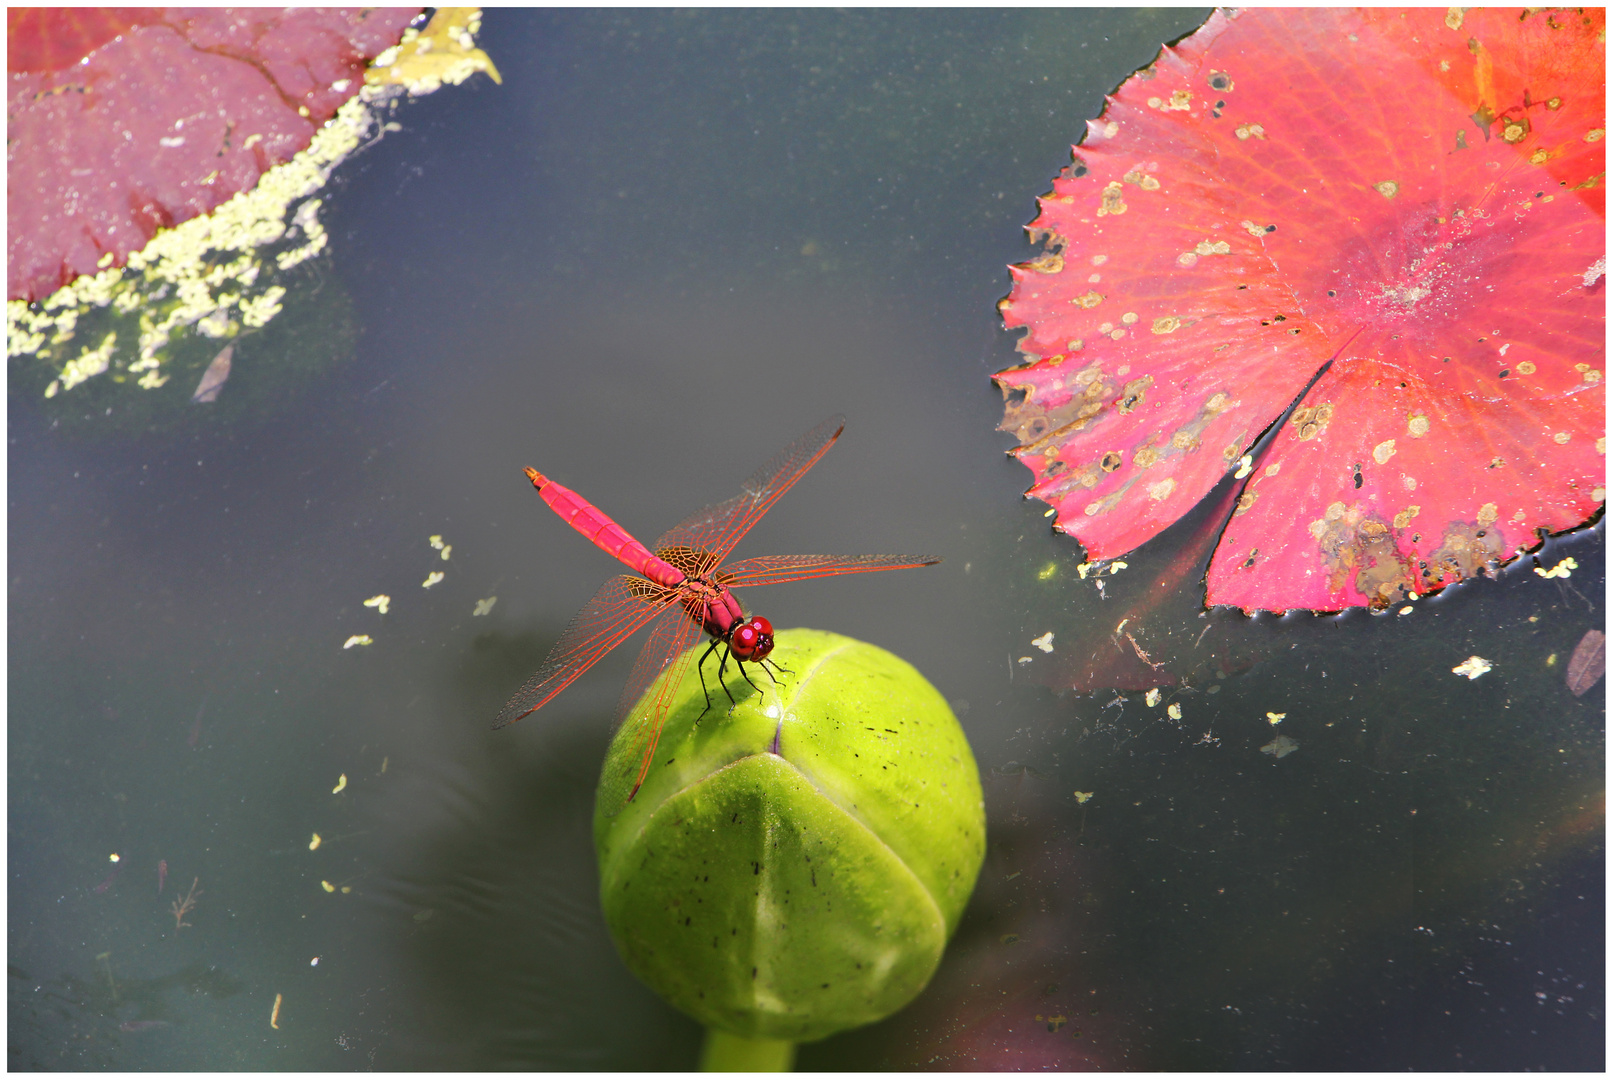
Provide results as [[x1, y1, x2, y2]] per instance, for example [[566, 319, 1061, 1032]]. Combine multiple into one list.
[[8, 8, 1604, 1070]]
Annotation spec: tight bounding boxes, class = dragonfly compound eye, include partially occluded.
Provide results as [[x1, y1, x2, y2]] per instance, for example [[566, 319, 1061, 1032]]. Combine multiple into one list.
[[729, 622, 760, 658], [747, 617, 775, 660]]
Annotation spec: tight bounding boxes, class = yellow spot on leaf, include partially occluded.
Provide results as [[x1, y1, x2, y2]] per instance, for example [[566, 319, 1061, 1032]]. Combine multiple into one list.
[[1148, 478, 1176, 501], [1374, 180, 1399, 198], [1406, 413, 1429, 436], [1372, 439, 1397, 464]]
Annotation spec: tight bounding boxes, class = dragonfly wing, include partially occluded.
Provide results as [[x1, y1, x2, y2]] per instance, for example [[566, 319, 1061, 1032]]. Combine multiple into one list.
[[717, 553, 941, 588], [492, 575, 680, 729], [613, 602, 708, 798], [652, 414, 847, 560]]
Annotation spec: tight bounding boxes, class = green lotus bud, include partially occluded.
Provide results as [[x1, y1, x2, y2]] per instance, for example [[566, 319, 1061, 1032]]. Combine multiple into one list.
[[595, 628, 985, 1046]]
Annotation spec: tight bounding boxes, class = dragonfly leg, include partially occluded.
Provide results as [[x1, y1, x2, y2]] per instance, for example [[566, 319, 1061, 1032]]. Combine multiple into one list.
[[735, 657, 765, 698], [694, 637, 725, 720]]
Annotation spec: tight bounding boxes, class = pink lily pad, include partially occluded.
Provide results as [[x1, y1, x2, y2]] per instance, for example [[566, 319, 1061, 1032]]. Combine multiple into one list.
[[996, 8, 1605, 612], [6, 6, 420, 302]]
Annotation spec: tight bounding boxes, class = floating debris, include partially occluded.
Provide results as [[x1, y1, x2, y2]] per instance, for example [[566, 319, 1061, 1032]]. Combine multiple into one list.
[[472, 596, 497, 616], [1073, 791, 1094, 804], [422, 571, 445, 588], [1144, 688, 1161, 707], [342, 634, 373, 649], [1166, 703, 1182, 720], [308, 833, 322, 851], [190, 344, 233, 403], [1566, 629, 1605, 697], [1452, 656, 1492, 680], [321, 880, 335, 893], [1535, 556, 1579, 579], [1260, 735, 1299, 759], [366, 7, 502, 96], [331, 773, 347, 794], [270, 993, 282, 1030], [1031, 631, 1055, 653], [170, 877, 200, 930], [363, 594, 390, 614], [310, 957, 320, 967], [1266, 711, 1287, 725]]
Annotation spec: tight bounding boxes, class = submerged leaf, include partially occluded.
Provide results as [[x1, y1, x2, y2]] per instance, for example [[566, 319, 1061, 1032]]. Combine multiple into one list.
[[1566, 629, 1605, 696]]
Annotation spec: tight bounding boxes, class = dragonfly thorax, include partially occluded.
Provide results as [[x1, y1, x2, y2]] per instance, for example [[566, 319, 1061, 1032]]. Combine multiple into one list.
[[677, 575, 747, 639]]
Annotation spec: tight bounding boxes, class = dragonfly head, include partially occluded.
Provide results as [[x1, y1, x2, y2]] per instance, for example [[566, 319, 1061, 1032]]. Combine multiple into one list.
[[728, 615, 775, 662]]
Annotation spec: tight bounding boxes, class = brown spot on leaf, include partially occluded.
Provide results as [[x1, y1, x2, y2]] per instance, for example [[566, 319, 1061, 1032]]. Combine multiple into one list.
[[1312, 502, 1415, 608], [1291, 402, 1335, 441], [1423, 521, 1504, 586], [1098, 182, 1127, 216]]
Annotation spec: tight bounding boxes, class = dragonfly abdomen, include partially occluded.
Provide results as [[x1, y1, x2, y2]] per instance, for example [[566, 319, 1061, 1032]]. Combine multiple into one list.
[[526, 468, 684, 587]]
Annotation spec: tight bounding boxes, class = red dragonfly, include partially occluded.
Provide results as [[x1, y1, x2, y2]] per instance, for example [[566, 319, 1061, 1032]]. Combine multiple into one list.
[[494, 415, 939, 797]]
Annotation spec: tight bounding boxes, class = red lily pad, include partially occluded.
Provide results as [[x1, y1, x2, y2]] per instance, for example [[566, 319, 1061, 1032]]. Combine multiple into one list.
[[6, 7, 420, 302], [996, 8, 1605, 612]]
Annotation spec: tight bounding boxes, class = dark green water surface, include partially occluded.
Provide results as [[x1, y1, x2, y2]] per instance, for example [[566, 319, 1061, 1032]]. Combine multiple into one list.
[[9, 9, 1602, 1070]]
